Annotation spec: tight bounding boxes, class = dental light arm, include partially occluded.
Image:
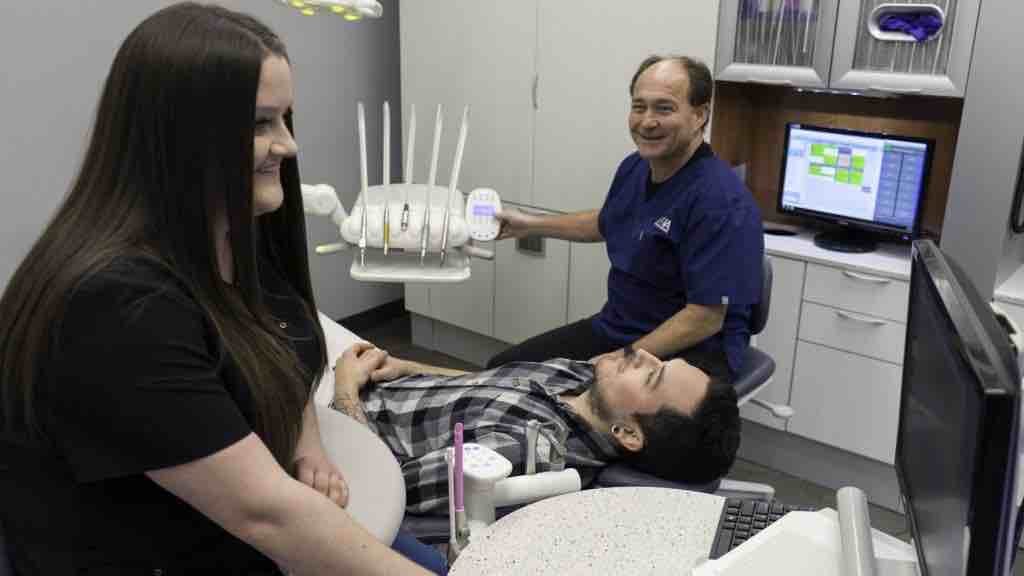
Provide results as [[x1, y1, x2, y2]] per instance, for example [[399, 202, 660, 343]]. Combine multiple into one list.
[[275, 0, 383, 20]]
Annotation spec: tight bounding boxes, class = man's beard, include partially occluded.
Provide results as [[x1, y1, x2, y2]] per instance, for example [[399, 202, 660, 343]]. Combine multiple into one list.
[[588, 374, 617, 424], [589, 344, 636, 424]]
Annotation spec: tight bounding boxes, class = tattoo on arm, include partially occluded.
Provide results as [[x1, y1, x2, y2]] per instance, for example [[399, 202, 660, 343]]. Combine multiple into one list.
[[330, 393, 369, 427]]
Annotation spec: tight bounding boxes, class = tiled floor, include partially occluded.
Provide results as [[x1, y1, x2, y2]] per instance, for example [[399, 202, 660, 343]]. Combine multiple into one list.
[[358, 313, 1024, 572]]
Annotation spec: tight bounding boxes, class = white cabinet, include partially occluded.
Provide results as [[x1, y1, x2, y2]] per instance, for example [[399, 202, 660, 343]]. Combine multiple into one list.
[[404, 243, 497, 338], [534, 0, 720, 213], [715, 0, 840, 89], [494, 235, 569, 344], [798, 302, 906, 365], [788, 341, 903, 464], [401, 1, 721, 342], [399, 0, 537, 205], [741, 255, 806, 431], [803, 263, 909, 322], [715, 0, 980, 97], [830, 0, 980, 97], [568, 242, 610, 324], [759, 234, 910, 464]]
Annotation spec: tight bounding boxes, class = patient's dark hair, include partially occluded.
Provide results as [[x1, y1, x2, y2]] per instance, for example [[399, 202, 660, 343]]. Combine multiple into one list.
[[624, 377, 740, 485]]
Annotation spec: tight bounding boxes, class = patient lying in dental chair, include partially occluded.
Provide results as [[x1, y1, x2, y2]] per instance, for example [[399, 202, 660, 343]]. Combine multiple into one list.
[[330, 342, 740, 514]]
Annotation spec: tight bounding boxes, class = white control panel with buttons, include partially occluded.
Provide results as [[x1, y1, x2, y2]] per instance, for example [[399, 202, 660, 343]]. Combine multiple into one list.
[[464, 188, 502, 242], [461, 442, 513, 484]]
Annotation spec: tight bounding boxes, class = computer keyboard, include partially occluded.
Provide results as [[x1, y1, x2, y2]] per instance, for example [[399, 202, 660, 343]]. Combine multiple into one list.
[[708, 497, 816, 559]]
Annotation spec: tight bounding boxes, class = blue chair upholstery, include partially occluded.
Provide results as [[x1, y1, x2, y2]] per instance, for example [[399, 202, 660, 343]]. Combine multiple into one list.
[[403, 257, 776, 542]]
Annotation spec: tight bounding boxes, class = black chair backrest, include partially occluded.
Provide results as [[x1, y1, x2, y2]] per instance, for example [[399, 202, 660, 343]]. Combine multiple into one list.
[[748, 256, 773, 336]]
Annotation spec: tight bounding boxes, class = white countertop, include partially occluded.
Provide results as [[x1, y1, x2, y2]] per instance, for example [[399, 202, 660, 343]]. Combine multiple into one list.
[[450, 487, 725, 575], [765, 232, 911, 281], [995, 264, 1024, 307]]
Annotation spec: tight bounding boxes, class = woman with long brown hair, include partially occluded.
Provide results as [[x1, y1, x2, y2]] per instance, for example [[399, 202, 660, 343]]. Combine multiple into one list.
[[0, 3, 432, 574]]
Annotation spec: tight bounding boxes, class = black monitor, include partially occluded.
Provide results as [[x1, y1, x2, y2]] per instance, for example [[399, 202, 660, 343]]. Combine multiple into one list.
[[898, 239, 1020, 575], [778, 123, 933, 253]]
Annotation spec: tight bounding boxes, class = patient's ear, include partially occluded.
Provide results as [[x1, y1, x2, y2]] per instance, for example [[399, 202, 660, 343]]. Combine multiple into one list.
[[612, 421, 644, 453]]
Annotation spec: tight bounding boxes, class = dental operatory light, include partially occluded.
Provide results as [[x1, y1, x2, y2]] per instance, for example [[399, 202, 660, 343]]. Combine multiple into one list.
[[275, 0, 383, 20]]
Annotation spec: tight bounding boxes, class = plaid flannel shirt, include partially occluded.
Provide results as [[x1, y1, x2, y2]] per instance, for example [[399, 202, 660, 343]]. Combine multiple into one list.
[[357, 359, 620, 514]]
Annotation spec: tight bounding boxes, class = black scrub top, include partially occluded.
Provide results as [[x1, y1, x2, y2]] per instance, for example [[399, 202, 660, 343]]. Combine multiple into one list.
[[0, 256, 321, 575]]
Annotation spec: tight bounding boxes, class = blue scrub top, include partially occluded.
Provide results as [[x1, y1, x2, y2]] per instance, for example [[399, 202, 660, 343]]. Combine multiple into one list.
[[594, 144, 764, 377]]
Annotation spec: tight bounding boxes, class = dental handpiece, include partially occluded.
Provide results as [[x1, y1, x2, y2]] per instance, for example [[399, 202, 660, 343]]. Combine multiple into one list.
[[403, 104, 416, 233], [453, 423, 469, 543], [383, 101, 391, 257], [420, 203, 431, 265], [383, 204, 390, 256], [441, 106, 469, 268], [439, 205, 451, 267], [357, 101, 369, 267], [422, 104, 443, 265], [525, 420, 540, 475]]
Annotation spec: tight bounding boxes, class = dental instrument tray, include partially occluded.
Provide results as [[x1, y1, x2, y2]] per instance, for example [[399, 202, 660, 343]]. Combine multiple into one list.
[[302, 102, 501, 283]]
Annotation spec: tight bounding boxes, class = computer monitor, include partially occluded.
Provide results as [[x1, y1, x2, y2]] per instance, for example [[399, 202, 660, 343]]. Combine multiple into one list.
[[778, 123, 933, 253], [898, 239, 1020, 575]]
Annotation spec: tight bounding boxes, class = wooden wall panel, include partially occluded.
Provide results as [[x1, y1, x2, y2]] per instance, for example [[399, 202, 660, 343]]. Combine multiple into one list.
[[710, 82, 963, 238]]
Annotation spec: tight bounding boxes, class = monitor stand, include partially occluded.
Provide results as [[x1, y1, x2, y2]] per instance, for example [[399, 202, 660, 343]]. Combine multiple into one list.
[[813, 229, 878, 254]]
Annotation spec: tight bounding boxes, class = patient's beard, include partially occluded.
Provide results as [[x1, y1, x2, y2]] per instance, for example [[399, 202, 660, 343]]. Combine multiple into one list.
[[588, 376, 618, 426]]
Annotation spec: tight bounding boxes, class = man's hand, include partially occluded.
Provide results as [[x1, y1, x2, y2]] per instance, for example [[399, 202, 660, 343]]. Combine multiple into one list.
[[292, 451, 349, 508], [589, 347, 625, 365], [495, 207, 540, 240], [334, 342, 389, 398], [370, 356, 416, 383]]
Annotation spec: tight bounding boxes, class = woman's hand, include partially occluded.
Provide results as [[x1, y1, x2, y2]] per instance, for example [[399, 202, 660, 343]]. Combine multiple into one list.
[[334, 342, 389, 397], [293, 451, 349, 508]]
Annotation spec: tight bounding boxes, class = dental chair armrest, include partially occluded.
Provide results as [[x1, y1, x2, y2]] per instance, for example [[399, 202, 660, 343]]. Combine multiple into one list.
[[594, 463, 721, 493]]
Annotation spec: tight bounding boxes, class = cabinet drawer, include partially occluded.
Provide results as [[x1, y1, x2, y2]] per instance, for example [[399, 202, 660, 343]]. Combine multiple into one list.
[[799, 302, 905, 365], [788, 341, 902, 464], [804, 263, 908, 322]]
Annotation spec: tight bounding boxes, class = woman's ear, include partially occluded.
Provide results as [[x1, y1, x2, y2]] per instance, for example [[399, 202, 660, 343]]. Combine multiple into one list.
[[611, 420, 645, 453]]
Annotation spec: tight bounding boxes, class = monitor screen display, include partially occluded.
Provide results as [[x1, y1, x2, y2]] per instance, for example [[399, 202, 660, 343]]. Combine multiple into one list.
[[898, 240, 1020, 576], [779, 124, 932, 237]]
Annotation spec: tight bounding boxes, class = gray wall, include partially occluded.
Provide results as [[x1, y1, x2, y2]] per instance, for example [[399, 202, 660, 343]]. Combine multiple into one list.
[[940, 0, 1024, 298], [0, 0, 403, 320]]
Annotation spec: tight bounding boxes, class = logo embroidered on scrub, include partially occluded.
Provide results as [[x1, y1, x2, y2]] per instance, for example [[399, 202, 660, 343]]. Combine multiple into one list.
[[653, 217, 672, 234]]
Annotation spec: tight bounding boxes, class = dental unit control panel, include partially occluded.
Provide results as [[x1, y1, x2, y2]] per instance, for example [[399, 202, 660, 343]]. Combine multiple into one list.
[[446, 421, 582, 561], [301, 102, 502, 283]]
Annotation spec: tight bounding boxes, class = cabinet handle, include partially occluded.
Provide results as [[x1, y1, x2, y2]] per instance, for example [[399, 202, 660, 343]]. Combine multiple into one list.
[[868, 85, 923, 94], [841, 270, 891, 285], [834, 310, 888, 326], [746, 76, 793, 86], [517, 236, 545, 257], [532, 74, 539, 110]]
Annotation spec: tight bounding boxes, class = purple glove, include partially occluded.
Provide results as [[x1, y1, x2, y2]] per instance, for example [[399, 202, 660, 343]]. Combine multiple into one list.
[[879, 13, 944, 42]]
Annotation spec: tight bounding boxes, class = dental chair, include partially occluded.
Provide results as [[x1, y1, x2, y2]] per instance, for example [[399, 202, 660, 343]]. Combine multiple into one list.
[[594, 256, 787, 498], [400, 256, 785, 545]]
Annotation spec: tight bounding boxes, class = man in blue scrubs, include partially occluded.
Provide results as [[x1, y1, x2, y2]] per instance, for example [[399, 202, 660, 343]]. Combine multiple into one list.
[[488, 55, 763, 382]]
